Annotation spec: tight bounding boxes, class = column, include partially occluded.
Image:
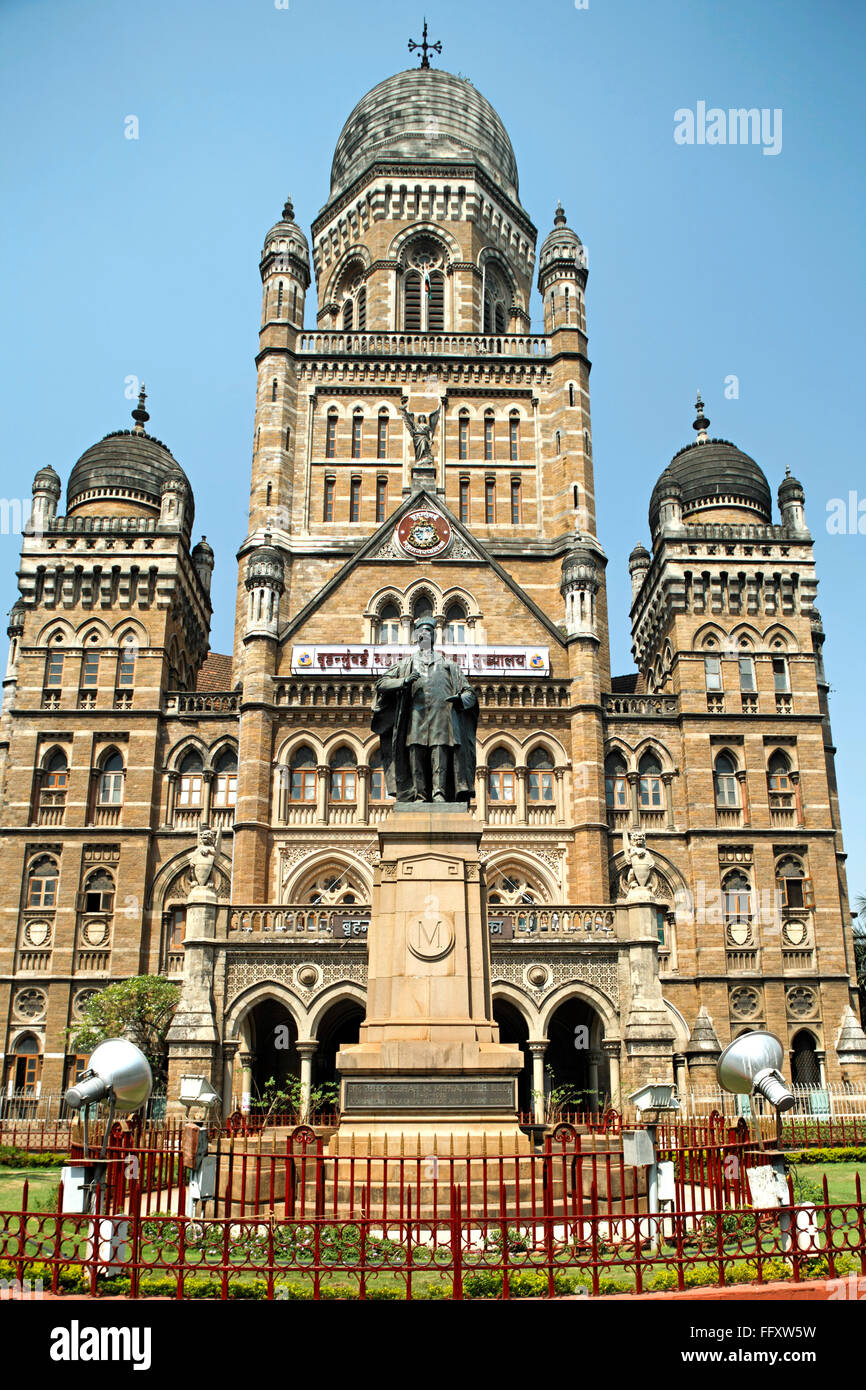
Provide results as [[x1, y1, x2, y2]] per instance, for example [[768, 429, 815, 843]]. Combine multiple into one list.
[[602, 1039, 622, 1110], [316, 764, 329, 824], [662, 772, 675, 829], [554, 766, 565, 822], [296, 1042, 318, 1122], [816, 1049, 827, 1087], [674, 1052, 688, 1099], [239, 1053, 253, 1114], [515, 766, 528, 823], [475, 765, 488, 822], [222, 1042, 238, 1118], [357, 765, 370, 825], [528, 1040, 548, 1123], [164, 771, 178, 829], [201, 770, 214, 824], [587, 1050, 601, 1111], [274, 762, 287, 824], [627, 771, 640, 826], [737, 769, 751, 826]]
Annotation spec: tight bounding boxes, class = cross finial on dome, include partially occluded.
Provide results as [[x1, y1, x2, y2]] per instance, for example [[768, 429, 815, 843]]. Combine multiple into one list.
[[131, 384, 149, 435], [408, 18, 442, 69], [282, 195, 294, 221], [554, 202, 567, 226], [693, 391, 710, 442]]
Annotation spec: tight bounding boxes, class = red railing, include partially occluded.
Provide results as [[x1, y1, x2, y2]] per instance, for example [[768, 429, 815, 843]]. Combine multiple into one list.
[[1, 1160, 863, 1301]]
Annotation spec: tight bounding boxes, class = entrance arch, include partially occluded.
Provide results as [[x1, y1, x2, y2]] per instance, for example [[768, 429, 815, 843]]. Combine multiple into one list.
[[544, 997, 608, 1113], [245, 998, 300, 1103], [791, 1029, 821, 1087], [492, 999, 531, 1112], [315, 997, 365, 1091]]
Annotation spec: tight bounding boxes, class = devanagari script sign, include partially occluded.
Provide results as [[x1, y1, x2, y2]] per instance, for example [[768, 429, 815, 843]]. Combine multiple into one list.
[[290, 644, 550, 676]]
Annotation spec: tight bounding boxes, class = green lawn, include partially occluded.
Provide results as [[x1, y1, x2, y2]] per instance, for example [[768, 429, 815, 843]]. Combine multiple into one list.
[[791, 1161, 866, 1205], [0, 1165, 62, 1211]]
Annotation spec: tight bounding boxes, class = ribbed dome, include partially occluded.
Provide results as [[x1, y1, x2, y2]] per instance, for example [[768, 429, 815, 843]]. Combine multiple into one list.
[[262, 196, 310, 268], [649, 439, 771, 536], [539, 203, 584, 272], [67, 430, 193, 526], [329, 68, 520, 202]]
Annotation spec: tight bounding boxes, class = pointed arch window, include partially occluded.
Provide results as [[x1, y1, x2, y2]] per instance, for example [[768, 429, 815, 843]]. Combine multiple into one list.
[[351, 411, 363, 459], [444, 603, 466, 644], [350, 476, 361, 522], [289, 745, 316, 802], [376, 475, 387, 523], [527, 747, 554, 803], [83, 869, 114, 915], [484, 414, 495, 462], [403, 271, 422, 330], [488, 747, 516, 803], [412, 594, 434, 623], [213, 747, 238, 808], [329, 746, 357, 803], [723, 870, 753, 923], [459, 477, 470, 523], [403, 239, 446, 331], [43, 748, 68, 797], [325, 410, 337, 460], [458, 412, 469, 461], [638, 752, 663, 810], [98, 751, 124, 806], [509, 414, 520, 462], [9, 1035, 42, 1096], [27, 857, 59, 909], [605, 753, 628, 810], [510, 477, 522, 524], [776, 856, 814, 910], [377, 411, 389, 459], [178, 750, 204, 808], [714, 752, 739, 808], [377, 603, 401, 644], [357, 286, 367, 330], [342, 298, 354, 331], [485, 477, 496, 524]]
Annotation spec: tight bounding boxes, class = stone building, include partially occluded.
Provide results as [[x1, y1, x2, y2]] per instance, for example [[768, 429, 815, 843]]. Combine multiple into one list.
[[2, 57, 864, 1117]]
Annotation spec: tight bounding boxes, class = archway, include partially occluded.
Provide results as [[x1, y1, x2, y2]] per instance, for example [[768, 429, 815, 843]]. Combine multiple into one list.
[[791, 1030, 821, 1087], [545, 998, 608, 1113], [246, 998, 300, 1103], [316, 998, 365, 1092], [492, 999, 531, 1113]]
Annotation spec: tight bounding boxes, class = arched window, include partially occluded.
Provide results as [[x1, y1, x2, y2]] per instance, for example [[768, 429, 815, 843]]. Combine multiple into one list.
[[351, 411, 363, 459], [81, 636, 100, 688], [568, 383, 575, 407], [83, 869, 114, 914], [605, 753, 628, 810], [723, 870, 752, 923], [213, 748, 238, 808], [289, 745, 316, 802], [488, 747, 515, 803], [376, 475, 387, 523], [370, 748, 389, 803], [271, 379, 279, 402], [444, 603, 466, 644], [357, 286, 367, 330], [412, 594, 434, 623], [43, 748, 68, 798], [458, 411, 469, 460], [178, 750, 204, 808], [350, 476, 361, 523], [98, 751, 124, 806], [329, 746, 357, 803], [342, 298, 354, 330], [167, 905, 186, 954], [768, 750, 793, 793], [9, 1035, 41, 1096], [510, 477, 521, 524], [377, 410, 389, 459], [638, 752, 663, 810], [403, 270, 422, 330], [484, 412, 495, 461], [377, 602, 401, 644], [509, 413, 520, 462], [776, 856, 814, 911], [714, 752, 739, 808], [554, 430, 562, 455], [485, 476, 496, 523], [325, 410, 337, 459], [791, 1030, 821, 1087], [117, 636, 137, 688], [27, 857, 58, 909], [527, 747, 554, 803], [459, 476, 470, 523], [277, 281, 283, 315], [483, 267, 509, 334]]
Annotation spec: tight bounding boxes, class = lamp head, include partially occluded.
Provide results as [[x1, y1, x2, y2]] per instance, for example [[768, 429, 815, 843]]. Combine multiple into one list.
[[64, 1038, 153, 1114], [716, 1030, 795, 1112]]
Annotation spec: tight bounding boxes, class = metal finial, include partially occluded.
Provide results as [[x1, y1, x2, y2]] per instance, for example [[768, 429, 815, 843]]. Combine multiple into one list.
[[282, 196, 294, 221], [693, 391, 710, 441], [554, 201, 567, 226], [408, 18, 442, 69], [131, 384, 149, 434]]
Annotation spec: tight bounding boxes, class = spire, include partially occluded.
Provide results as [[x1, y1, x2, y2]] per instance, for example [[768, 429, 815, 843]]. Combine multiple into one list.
[[281, 195, 294, 222], [554, 201, 567, 226], [408, 19, 442, 69], [692, 391, 709, 443], [131, 384, 149, 435]]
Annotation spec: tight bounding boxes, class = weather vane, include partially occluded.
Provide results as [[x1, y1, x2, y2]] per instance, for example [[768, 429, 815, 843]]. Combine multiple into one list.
[[408, 19, 442, 69]]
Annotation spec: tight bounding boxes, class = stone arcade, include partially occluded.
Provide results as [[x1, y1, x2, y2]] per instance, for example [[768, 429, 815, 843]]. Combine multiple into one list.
[[1, 54, 865, 1132]]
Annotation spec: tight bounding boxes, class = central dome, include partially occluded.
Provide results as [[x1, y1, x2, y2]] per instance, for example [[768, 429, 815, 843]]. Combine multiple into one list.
[[329, 68, 520, 203]]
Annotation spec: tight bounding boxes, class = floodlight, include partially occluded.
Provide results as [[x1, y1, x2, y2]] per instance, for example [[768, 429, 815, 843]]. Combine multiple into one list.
[[64, 1038, 153, 1114], [716, 1030, 795, 1111]]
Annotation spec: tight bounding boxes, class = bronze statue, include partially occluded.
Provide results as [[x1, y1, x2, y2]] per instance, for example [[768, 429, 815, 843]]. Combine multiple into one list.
[[372, 617, 478, 802]]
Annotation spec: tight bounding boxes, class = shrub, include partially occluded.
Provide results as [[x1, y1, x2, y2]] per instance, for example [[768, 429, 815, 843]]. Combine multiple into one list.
[[0, 1148, 66, 1169]]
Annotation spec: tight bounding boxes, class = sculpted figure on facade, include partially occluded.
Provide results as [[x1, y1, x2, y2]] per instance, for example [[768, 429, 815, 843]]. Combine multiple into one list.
[[400, 401, 441, 468], [190, 824, 222, 891], [623, 828, 656, 899]]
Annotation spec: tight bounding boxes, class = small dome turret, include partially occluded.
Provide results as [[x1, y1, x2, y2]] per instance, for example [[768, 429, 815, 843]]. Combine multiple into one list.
[[649, 395, 771, 538], [538, 204, 587, 333]]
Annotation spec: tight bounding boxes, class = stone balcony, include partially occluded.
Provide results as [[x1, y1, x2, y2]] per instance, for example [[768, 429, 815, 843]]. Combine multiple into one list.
[[297, 330, 550, 359], [225, 902, 627, 944]]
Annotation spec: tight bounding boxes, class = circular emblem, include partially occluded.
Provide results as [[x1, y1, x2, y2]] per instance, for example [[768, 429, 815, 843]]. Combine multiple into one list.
[[297, 651, 313, 668], [396, 509, 451, 558], [407, 911, 455, 961], [14, 988, 46, 1021]]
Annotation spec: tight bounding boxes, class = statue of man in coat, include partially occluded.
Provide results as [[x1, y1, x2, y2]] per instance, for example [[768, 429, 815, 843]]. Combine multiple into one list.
[[372, 616, 478, 803]]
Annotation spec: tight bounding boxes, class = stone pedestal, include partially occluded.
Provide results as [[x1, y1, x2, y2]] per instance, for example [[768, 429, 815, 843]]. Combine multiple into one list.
[[165, 888, 222, 1110], [333, 804, 526, 1152], [621, 899, 676, 1090]]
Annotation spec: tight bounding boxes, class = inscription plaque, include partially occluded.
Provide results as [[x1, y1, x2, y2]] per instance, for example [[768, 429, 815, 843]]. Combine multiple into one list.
[[344, 1078, 516, 1113]]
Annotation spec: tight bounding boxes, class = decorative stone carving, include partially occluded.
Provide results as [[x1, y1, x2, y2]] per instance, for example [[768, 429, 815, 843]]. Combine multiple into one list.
[[72, 988, 99, 1018], [14, 988, 46, 1021], [492, 950, 619, 1005], [225, 951, 367, 1008], [786, 985, 818, 1019], [191, 825, 222, 892], [729, 985, 761, 1019], [623, 829, 656, 899]]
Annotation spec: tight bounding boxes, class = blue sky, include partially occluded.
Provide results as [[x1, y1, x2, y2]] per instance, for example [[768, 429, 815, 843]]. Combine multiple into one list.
[[1, 0, 864, 902]]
